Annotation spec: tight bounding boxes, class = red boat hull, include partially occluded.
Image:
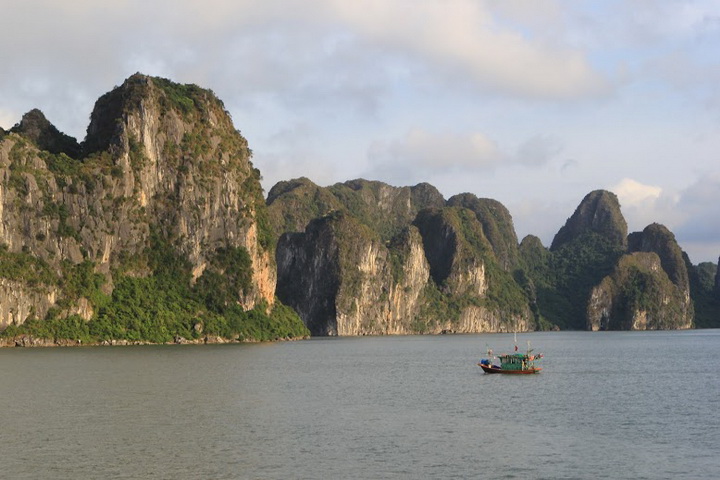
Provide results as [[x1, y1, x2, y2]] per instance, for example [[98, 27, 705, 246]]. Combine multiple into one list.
[[479, 364, 542, 374]]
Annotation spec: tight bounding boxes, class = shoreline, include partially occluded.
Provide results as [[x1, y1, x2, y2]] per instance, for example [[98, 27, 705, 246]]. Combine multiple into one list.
[[0, 334, 310, 348]]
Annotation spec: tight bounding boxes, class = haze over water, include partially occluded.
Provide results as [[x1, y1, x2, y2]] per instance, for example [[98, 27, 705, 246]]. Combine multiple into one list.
[[2, 330, 718, 479]]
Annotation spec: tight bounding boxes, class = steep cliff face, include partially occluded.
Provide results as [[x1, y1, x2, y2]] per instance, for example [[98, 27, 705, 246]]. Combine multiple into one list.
[[413, 207, 492, 297], [551, 190, 627, 251], [447, 193, 520, 271], [628, 224, 690, 295], [530, 192, 694, 331], [276, 212, 431, 335], [276, 215, 342, 335], [270, 177, 704, 334], [0, 74, 275, 330], [84, 74, 275, 306], [587, 252, 692, 330], [383, 227, 432, 333], [692, 258, 720, 328], [623, 223, 693, 327], [687, 260, 719, 328], [275, 203, 533, 336], [529, 190, 628, 329], [518, 235, 554, 329], [269, 177, 538, 335]]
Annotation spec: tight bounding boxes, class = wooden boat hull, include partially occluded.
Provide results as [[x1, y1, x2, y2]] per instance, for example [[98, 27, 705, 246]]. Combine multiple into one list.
[[479, 364, 542, 374]]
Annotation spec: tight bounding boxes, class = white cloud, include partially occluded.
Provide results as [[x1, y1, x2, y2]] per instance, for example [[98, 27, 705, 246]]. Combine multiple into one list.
[[368, 128, 504, 180], [0, 0, 611, 140], [327, 0, 609, 99], [610, 178, 680, 233], [613, 178, 663, 207], [368, 129, 568, 181]]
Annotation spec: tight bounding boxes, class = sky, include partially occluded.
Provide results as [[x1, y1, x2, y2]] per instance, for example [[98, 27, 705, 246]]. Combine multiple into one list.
[[1, 0, 720, 264]]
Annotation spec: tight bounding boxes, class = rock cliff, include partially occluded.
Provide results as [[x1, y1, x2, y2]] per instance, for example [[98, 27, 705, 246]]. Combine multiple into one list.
[[551, 190, 627, 251], [628, 223, 690, 294], [528, 190, 627, 329], [267, 177, 445, 240], [267, 177, 344, 235], [0, 74, 277, 334], [277, 211, 435, 335], [692, 259, 720, 328], [587, 252, 692, 330], [528, 191, 694, 330], [10, 109, 81, 158], [273, 181, 533, 335], [446, 194, 520, 271], [275, 182, 704, 334]]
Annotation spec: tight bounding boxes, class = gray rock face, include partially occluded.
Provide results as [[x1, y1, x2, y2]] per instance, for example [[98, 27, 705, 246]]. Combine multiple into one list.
[[276, 212, 433, 336], [275, 203, 533, 336], [276, 216, 343, 336], [0, 74, 274, 329]]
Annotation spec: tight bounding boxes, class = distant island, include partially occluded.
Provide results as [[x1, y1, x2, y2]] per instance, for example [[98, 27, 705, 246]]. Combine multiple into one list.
[[1, 74, 718, 346]]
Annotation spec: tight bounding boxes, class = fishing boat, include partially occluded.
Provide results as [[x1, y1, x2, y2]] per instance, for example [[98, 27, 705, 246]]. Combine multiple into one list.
[[478, 343, 543, 374]]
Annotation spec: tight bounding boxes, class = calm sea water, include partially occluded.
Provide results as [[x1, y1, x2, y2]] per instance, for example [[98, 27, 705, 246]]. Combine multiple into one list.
[[1, 330, 718, 479]]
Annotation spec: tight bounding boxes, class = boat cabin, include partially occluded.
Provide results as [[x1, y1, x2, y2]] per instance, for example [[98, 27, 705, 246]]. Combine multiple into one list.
[[497, 353, 536, 371]]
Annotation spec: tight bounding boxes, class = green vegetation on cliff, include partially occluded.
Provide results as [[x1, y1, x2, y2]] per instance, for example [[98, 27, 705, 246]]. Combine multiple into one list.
[[690, 261, 720, 328], [327, 180, 444, 241], [267, 177, 444, 242], [0, 74, 306, 345], [521, 228, 624, 331], [531, 231, 625, 329], [587, 252, 688, 330], [9, 109, 81, 158], [0, 244, 57, 287], [1, 231, 308, 343], [447, 193, 520, 271], [551, 190, 627, 251]]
